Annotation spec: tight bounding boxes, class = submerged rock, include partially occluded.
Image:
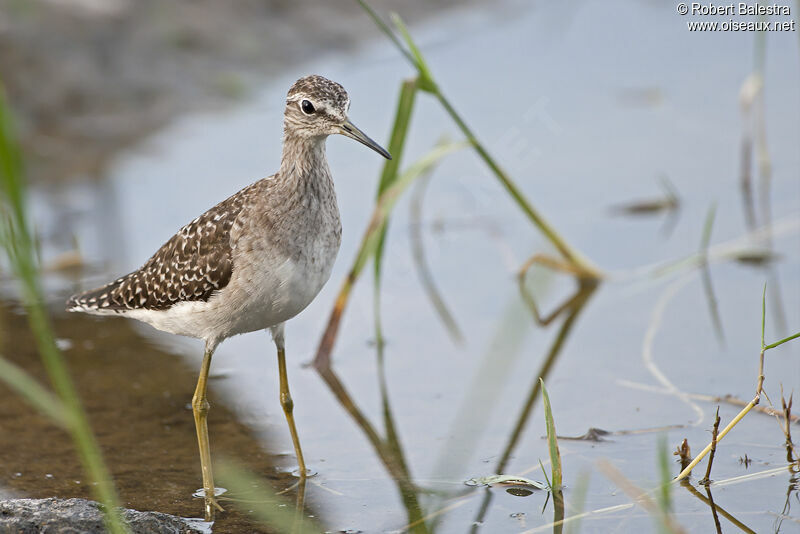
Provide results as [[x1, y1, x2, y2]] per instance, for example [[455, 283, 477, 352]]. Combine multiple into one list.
[[0, 498, 206, 534]]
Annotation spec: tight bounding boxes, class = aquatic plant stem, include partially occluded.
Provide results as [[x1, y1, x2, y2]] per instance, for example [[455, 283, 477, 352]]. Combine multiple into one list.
[[0, 88, 128, 534], [433, 91, 601, 279], [699, 407, 720, 485], [409, 172, 464, 344], [675, 401, 756, 482], [357, 2, 602, 279], [373, 78, 418, 349], [313, 140, 465, 368], [675, 285, 800, 482], [540, 378, 562, 491]]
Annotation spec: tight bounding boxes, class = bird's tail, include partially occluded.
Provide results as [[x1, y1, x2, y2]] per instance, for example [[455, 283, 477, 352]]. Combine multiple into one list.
[[66, 277, 128, 313]]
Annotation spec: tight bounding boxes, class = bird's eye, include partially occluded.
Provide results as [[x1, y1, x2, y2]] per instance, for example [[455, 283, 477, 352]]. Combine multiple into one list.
[[301, 99, 315, 114]]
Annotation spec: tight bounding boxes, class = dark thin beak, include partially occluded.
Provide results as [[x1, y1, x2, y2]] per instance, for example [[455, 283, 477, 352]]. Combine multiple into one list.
[[340, 119, 392, 160]]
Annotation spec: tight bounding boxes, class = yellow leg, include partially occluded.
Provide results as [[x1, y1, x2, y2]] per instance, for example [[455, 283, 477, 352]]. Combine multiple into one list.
[[277, 346, 307, 477], [192, 347, 224, 521]]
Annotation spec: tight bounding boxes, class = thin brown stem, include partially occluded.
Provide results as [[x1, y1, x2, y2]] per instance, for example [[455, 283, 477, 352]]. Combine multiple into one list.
[[675, 399, 757, 482], [780, 387, 796, 463], [699, 407, 721, 486]]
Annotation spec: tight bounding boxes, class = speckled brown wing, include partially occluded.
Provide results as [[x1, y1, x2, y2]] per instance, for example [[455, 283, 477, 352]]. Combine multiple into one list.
[[67, 181, 262, 312]]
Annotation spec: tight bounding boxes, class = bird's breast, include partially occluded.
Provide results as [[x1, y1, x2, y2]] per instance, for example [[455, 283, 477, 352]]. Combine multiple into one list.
[[229, 199, 341, 329]]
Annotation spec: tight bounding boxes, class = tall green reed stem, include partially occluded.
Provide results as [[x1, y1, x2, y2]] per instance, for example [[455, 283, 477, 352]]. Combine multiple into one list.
[[373, 78, 418, 347], [674, 284, 799, 482], [314, 140, 466, 368], [356, 1, 602, 279], [0, 88, 128, 534]]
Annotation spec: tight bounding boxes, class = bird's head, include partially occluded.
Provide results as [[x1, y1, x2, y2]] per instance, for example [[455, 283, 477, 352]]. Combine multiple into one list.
[[284, 75, 391, 159]]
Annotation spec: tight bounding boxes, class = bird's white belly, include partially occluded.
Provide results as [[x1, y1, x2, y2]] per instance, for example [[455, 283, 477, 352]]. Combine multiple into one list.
[[235, 249, 336, 330], [126, 238, 339, 344]]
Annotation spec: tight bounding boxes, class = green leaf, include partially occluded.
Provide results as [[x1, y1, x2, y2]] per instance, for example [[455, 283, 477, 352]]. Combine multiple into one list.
[[0, 86, 129, 534], [354, 139, 467, 278], [0, 356, 70, 426], [355, 1, 601, 279], [390, 14, 437, 93], [699, 203, 716, 252], [656, 435, 672, 515], [761, 282, 767, 350], [540, 378, 562, 490], [764, 331, 800, 351], [373, 78, 419, 343], [354, 0, 414, 65]]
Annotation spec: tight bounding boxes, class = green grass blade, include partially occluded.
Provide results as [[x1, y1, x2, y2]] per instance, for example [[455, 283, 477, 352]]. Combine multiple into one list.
[[656, 436, 672, 517], [362, 11, 600, 278], [409, 173, 464, 345], [374, 77, 418, 253], [358, 139, 466, 275], [0, 356, 70, 426], [764, 331, 800, 350], [700, 203, 716, 252], [314, 140, 466, 366], [390, 14, 437, 92], [217, 460, 321, 534], [0, 93, 25, 230], [373, 78, 418, 345], [699, 204, 724, 344], [354, 0, 414, 64], [658, 175, 679, 205], [761, 282, 767, 350], [759, 276, 800, 351], [553, 487, 565, 534], [435, 88, 600, 276], [0, 87, 129, 534], [538, 458, 552, 490], [564, 470, 590, 534], [539, 378, 562, 490]]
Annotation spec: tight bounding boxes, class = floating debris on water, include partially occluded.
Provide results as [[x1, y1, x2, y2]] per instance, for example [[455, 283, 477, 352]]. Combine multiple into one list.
[[465, 474, 545, 490]]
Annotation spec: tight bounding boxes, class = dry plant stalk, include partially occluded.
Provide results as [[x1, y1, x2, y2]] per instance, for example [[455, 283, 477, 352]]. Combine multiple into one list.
[[699, 407, 721, 486], [518, 255, 600, 327], [673, 439, 692, 472], [780, 387, 796, 463]]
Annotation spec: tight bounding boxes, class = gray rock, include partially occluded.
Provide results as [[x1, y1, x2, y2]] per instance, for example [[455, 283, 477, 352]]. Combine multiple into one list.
[[0, 498, 207, 534]]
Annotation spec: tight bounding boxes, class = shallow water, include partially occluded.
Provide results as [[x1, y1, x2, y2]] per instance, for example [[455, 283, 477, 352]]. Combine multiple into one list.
[[4, 0, 800, 532]]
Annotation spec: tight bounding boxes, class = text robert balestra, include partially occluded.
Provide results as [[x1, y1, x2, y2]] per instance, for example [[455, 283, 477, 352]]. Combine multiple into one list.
[[690, 3, 791, 15]]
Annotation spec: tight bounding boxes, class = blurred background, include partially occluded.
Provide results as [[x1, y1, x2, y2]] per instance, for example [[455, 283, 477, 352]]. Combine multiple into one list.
[[1, 0, 799, 532]]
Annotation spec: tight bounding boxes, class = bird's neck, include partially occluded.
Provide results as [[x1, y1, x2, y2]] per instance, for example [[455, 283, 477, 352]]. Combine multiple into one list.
[[279, 133, 330, 181]]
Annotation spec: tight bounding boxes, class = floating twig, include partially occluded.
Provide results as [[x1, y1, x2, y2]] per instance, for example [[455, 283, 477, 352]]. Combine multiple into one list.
[[609, 175, 680, 216]]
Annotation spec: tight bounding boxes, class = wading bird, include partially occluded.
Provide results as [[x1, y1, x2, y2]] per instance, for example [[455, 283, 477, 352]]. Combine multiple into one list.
[[67, 75, 391, 520]]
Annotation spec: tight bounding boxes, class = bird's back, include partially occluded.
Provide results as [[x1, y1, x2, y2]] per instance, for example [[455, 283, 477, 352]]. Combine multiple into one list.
[[66, 180, 262, 315]]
